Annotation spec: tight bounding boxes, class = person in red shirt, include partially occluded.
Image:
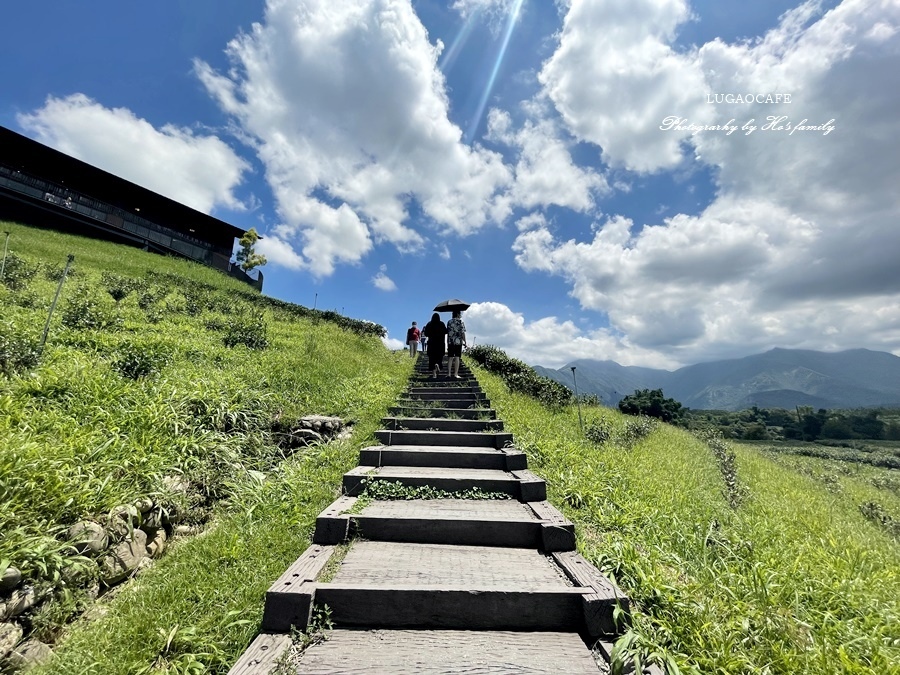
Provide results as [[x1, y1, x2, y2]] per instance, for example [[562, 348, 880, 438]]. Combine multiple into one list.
[[406, 321, 420, 357]]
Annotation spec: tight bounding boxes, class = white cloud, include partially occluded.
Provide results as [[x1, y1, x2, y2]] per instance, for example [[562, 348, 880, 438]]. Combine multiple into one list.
[[196, 0, 513, 277], [515, 212, 547, 232], [372, 264, 398, 291], [452, 0, 518, 17], [486, 108, 608, 212], [256, 233, 305, 269], [381, 335, 406, 350], [464, 301, 677, 368], [538, 0, 711, 173], [17, 94, 251, 214], [513, 0, 900, 366]]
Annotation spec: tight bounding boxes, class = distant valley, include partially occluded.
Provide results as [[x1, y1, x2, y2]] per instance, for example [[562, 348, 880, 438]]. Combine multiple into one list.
[[532, 348, 900, 411]]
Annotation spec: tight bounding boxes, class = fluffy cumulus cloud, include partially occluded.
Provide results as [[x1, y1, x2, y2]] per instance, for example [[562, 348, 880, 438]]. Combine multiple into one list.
[[516, 0, 900, 365], [196, 0, 513, 276], [486, 108, 608, 213], [17, 94, 250, 214], [372, 264, 398, 291], [539, 0, 711, 173], [464, 301, 676, 368]]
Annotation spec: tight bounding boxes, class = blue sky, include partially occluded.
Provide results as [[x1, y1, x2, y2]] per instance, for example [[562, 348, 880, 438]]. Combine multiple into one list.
[[2, 0, 898, 368]]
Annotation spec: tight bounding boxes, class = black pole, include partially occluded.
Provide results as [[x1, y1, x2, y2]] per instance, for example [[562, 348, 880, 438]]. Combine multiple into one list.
[[571, 366, 584, 433], [40, 254, 74, 355], [0, 231, 10, 279]]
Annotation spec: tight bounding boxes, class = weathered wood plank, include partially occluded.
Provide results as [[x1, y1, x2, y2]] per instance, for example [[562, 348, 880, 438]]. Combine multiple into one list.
[[502, 448, 528, 470], [297, 629, 603, 674], [227, 633, 292, 675], [511, 469, 547, 501], [314, 584, 588, 631], [553, 551, 630, 636], [261, 545, 334, 632], [312, 497, 355, 544], [527, 501, 576, 551]]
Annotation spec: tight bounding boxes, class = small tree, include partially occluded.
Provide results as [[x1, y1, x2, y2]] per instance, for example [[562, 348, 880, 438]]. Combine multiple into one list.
[[618, 388, 684, 423], [236, 228, 267, 272]]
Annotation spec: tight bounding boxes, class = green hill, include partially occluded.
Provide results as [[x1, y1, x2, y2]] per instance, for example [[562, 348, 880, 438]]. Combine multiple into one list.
[[471, 366, 900, 674], [0, 221, 412, 673], [2, 221, 898, 674]]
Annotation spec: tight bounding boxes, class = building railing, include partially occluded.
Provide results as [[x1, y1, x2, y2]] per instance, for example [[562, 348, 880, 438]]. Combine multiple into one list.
[[0, 163, 223, 266]]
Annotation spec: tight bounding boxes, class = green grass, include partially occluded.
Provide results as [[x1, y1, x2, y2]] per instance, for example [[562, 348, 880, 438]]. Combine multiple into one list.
[[0, 221, 413, 673], [472, 364, 900, 675]]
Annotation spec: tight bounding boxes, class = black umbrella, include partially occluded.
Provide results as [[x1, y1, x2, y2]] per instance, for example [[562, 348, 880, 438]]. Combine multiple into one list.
[[433, 299, 470, 312]]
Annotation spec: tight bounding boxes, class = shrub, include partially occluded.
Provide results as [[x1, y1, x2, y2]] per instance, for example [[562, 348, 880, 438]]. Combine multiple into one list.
[[61, 285, 122, 331], [466, 345, 572, 408], [585, 419, 612, 444], [621, 415, 658, 445], [112, 340, 171, 379], [695, 427, 746, 508], [223, 311, 269, 350], [0, 251, 38, 290], [100, 272, 137, 303], [41, 260, 78, 282], [859, 501, 900, 539], [0, 320, 40, 376]]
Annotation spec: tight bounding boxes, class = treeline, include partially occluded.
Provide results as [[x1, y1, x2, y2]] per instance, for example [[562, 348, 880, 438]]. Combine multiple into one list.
[[683, 405, 900, 442]]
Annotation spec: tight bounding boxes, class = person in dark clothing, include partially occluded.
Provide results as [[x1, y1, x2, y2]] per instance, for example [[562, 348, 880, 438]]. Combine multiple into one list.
[[422, 312, 447, 378]]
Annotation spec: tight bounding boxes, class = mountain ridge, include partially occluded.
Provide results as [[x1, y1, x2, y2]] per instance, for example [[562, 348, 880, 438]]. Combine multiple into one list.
[[532, 348, 900, 410]]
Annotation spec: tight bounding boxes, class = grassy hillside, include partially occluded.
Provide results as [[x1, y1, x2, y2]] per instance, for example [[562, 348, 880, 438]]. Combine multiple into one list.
[[473, 365, 900, 674], [5, 220, 899, 674], [0, 221, 413, 673]]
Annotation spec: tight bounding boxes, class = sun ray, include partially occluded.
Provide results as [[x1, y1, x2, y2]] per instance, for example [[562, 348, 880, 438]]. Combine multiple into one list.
[[439, 8, 481, 73], [465, 0, 525, 143]]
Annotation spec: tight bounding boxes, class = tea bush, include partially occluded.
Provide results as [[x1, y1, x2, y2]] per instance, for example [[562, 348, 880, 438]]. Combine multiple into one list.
[[61, 285, 122, 331], [0, 319, 40, 376], [1, 250, 39, 290], [466, 344, 572, 408], [223, 310, 269, 350], [112, 339, 171, 379], [101, 272, 137, 303]]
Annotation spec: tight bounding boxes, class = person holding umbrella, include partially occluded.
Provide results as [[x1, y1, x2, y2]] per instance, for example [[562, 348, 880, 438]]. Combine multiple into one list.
[[431, 299, 470, 379], [446, 310, 467, 379], [422, 312, 447, 378]]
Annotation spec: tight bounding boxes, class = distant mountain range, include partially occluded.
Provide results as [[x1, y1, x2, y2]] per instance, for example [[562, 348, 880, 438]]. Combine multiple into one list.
[[532, 348, 900, 411]]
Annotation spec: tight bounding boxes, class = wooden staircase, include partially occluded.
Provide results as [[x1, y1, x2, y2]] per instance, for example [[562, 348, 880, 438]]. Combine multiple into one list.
[[229, 356, 644, 673]]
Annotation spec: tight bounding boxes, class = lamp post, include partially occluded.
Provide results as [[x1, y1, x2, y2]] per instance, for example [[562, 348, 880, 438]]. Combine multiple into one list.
[[571, 366, 584, 433]]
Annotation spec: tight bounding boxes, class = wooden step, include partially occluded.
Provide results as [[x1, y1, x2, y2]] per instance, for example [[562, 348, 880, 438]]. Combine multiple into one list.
[[380, 416, 504, 432], [294, 629, 604, 674], [359, 444, 526, 470], [313, 542, 590, 631], [313, 497, 575, 551], [342, 465, 546, 501], [374, 429, 514, 448], [405, 391, 487, 402], [387, 405, 496, 420], [394, 397, 487, 409]]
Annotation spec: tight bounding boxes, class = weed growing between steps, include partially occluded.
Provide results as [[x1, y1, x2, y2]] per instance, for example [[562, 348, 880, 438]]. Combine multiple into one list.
[[351, 480, 511, 510], [471, 363, 900, 675], [270, 605, 335, 674], [316, 543, 352, 584]]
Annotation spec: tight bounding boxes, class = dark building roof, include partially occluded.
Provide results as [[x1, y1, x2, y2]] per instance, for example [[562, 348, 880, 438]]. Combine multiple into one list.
[[0, 125, 247, 252]]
